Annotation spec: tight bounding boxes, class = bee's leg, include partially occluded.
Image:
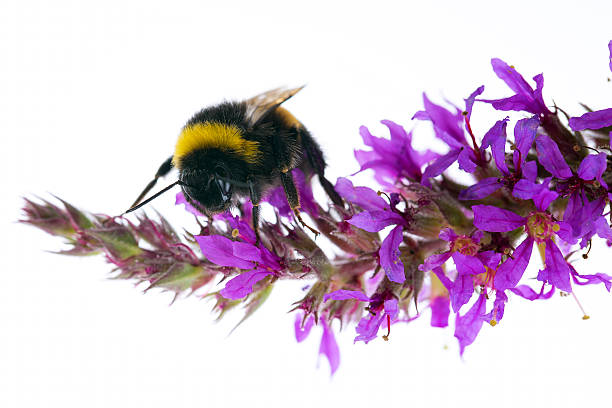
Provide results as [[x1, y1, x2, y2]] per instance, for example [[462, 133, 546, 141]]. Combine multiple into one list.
[[130, 156, 174, 209], [248, 178, 262, 245], [280, 170, 320, 238], [298, 129, 343, 206]]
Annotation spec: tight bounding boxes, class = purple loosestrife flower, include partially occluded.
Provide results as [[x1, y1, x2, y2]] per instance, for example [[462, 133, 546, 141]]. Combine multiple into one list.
[[413, 86, 490, 182], [354, 120, 437, 187], [459, 116, 540, 200], [479, 59, 551, 116], [335, 178, 409, 283], [419, 229, 501, 312], [535, 136, 610, 243], [324, 290, 398, 343], [472, 195, 581, 292], [23, 45, 612, 371], [195, 233, 282, 299]]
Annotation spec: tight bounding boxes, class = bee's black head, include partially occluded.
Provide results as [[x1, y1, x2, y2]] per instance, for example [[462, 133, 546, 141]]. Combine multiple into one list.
[[179, 161, 235, 214]]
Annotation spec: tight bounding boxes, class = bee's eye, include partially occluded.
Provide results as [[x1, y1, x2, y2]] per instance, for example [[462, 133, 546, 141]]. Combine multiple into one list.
[[214, 164, 229, 180]]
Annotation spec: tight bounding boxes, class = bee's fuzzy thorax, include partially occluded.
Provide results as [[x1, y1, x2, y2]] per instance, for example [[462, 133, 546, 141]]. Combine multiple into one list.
[[172, 122, 261, 169]]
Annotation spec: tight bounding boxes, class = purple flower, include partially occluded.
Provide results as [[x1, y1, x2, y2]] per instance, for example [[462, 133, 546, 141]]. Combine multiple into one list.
[[537, 138, 610, 242], [413, 87, 490, 183], [336, 178, 409, 283], [355, 120, 437, 187], [354, 299, 398, 344], [473, 200, 579, 292], [195, 234, 281, 299], [479, 59, 551, 116], [459, 116, 540, 201], [419, 229, 501, 312], [324, 289, 398, 343]]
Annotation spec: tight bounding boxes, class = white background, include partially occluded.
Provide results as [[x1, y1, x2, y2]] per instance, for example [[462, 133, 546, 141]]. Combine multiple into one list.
[[2, 1, 612, 407]]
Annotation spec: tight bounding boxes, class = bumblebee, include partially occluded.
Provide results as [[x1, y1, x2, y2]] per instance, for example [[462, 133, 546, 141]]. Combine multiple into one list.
[[126, 87, 343, 241]]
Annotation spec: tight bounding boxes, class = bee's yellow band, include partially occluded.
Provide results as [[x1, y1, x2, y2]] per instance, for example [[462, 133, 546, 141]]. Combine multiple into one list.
[[172, 122, 261, 168]]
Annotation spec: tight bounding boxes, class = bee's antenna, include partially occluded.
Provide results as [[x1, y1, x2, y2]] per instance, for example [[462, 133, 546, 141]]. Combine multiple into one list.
[[123, 180, 182, 215], [130, 157, 174, 209]]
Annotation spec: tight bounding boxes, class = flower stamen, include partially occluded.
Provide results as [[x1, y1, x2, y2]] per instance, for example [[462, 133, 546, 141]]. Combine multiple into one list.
[[382, 314, 391, 341]]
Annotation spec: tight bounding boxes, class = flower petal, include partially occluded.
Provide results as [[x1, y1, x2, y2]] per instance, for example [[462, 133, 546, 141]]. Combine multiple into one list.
[[522, 160, 538, 182], [354, 314, 384, 344], [420, 93, 466, 148], [348, 210, 403, 232], [458, 177, 503, 201], [484, 290, 508, 323], [513, 116, 539, 169], [319, 319, 340, 376], [609, 40, 612, 72], [571, 271, 612, 292], [323, 290, 370, 303], [439, 228, 458, 242], [537, 240, 572, 293], [419, 252, 452, 272], [195, 235, 256, 269], [452, 252, 485, 276], [335, 178, 387, 211], [379, 225, 406, 283], [481, 118, 509, 175], [477, 250, 502, 270], [491, 58, 534, 96], [454, 293, 487, 356], [473, 205, 526, 232], [294, 313, 315, 342], [384, 299, 399, 320], [464, 86, 485, 121], [450, 273, 474, 313], [569, 108, 612, 131], [457, 148, 478, 173], [494, 237, 534, 290], [509, 283, 555, 300], [535, 134, 573, 179], [421, 149, 462, 184], [220, 269, 273, 300], [578, 153, 608, 188], [430, 295, 450, 328]]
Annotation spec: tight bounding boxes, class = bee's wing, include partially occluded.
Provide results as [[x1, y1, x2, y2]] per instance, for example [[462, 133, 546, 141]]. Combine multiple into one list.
[[244, 86, 304, 127]]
